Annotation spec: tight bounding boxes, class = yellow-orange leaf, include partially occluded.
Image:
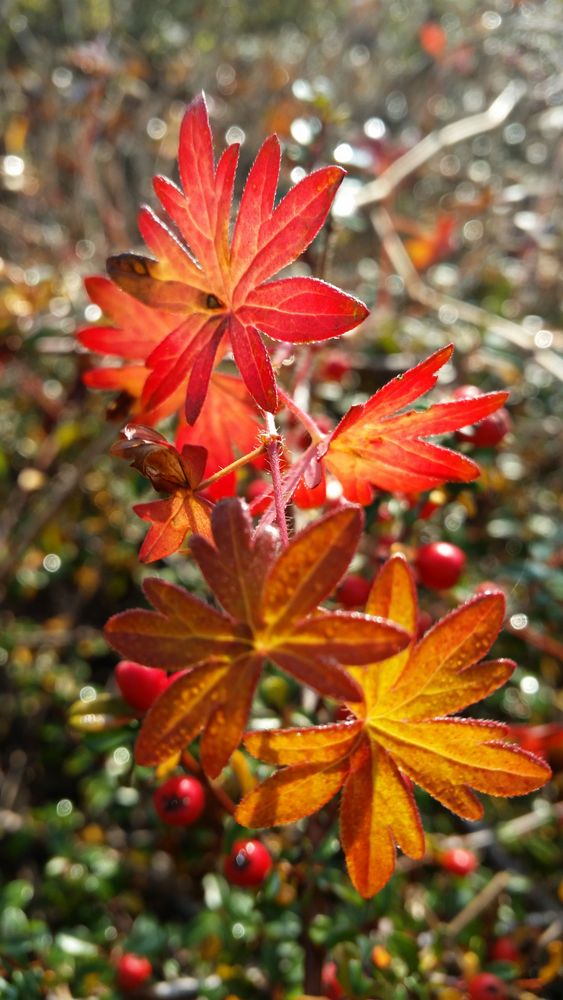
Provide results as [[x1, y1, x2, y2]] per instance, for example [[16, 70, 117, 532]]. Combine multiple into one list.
[[106, 500, 409, 777], [237, 553, 551, 896], [135, 661, 228, 766], [237, 757, 350, 828], [340, 739, 425, 897]]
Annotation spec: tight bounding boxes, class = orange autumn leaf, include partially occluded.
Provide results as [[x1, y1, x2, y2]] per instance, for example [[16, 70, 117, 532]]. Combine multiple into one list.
[[110, 424, 213, 562], [237, 553, 550, 897], [78, 275, 186, 425], [319, 345, 509, 502], [404, 215, 455, 270], [104, 501, 410, 778]]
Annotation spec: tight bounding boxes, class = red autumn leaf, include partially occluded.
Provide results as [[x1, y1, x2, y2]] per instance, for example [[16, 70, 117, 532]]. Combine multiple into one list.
[[105, 92, 368, 422], [104, 500, 410, 777], [318, 344, 509, 502], [110, 424, 213, 562], [237, 553, 550, 897], [78, 276, 263, 496]]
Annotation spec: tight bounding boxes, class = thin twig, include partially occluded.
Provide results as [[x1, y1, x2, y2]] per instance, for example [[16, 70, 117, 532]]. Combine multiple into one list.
[[506, 623, 563, 662], [397, 801, 563, 870], [277, 386, 326, 444], [443, 870, 511, 938], [442, 800, 563, 851], [356, 81, 527, 208], [198, 443, 266, 491], [180, 751, 236, 816], [370, 206, 563, 381], [258, 439, 319, 530]]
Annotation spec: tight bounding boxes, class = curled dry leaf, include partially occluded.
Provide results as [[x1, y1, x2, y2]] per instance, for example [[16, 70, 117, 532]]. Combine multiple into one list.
[[104, 500, 410, 777], [110, 424, 213, 562], [237, 553, 550, 897]]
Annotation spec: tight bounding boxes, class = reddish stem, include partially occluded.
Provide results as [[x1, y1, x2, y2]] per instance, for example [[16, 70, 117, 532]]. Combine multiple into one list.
[[258, 439, 319, 531], [264, 411, 289, 546], [277, 386, 327, 444]]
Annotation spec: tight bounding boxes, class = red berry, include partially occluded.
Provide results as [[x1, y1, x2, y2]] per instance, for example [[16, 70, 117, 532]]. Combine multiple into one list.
[[224, 838, 272, 887], [335, 704, 357, 723], [153, 775, 205, 827], [116, 953, 152, 992], [440, 847, 478, 876], [453, 386, 511, 447], [419, 21, 447, 59], [468, 409, 511, 447], [115, 661, 168, 713], [337, 574, 371, 608], [508, 725, 547, 758], [320, 351, 352, 382], [321, 961, 345, 999], [416, 542, 466, 590], [452, 384, 483, 400], [293, 472, 327, 509], [489, 936, 521, 965], [467, 972, 508, 1000]]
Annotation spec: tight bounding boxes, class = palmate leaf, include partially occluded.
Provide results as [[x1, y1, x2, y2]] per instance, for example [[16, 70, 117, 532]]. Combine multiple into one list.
[[104, 501, 410, 777], [317, 344, 509, 502], [105, 92, 368, 422], [77, 275, 187, 425], [237, 553, 550, 897], [110, 425, 213, 562], [78, 276, 263, 496]]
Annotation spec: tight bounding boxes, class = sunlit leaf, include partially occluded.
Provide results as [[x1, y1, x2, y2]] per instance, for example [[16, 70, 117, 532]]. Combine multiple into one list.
[[321, 345, 509, 501], [237, 553, 550, 896], [104, 93, 367, 421], [105, 500, 409, 776]]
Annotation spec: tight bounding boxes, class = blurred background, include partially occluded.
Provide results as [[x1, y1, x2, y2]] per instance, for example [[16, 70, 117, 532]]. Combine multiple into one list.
[[0, 1, 562, 997]]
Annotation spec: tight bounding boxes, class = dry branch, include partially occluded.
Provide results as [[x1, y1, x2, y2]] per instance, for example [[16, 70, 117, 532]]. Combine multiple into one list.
[[356, 81, 527, 208], [370, 205, 563, 381]]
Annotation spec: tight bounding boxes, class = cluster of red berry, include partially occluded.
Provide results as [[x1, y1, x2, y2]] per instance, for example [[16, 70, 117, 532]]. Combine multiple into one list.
[[114, 661, 274, 984], [115, 663, 273, 837]]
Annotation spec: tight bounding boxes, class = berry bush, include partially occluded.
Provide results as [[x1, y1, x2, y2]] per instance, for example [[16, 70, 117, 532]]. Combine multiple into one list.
[[1, 2, 562, 999]]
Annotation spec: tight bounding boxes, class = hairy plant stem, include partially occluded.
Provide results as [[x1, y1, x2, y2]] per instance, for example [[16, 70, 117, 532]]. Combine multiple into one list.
[[264, 411, 289, 546], [197, 444, 266, 491], [277, 386, 327, 444], [258, 439, 319, 530]]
